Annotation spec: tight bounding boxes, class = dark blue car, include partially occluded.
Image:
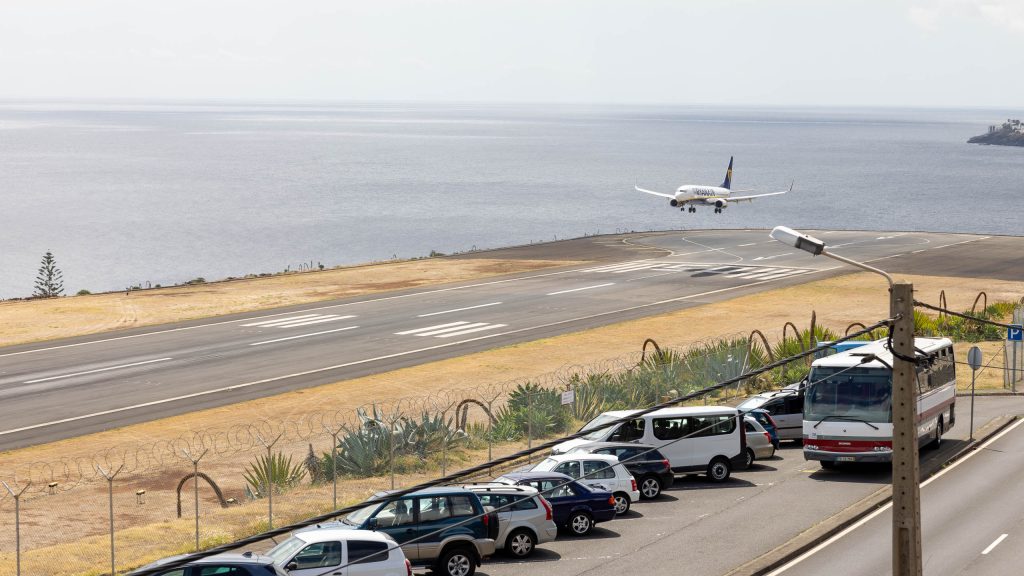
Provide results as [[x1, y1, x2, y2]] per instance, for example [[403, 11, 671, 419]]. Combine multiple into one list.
[[493, 471, 617, 536]]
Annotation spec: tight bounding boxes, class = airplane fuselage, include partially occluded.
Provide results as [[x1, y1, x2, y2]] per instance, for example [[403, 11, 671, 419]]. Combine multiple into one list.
[[676, 185, 730, 203]]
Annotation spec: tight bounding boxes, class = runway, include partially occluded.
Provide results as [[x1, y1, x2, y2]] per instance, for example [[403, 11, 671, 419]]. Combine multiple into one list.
[[0, 229, 1015, 450]]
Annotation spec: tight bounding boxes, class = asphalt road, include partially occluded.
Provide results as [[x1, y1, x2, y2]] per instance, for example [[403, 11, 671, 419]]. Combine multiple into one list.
[[767, 408, 1024, 576], [471, 397, 1024, 576], [0, 229, 1013, 449]]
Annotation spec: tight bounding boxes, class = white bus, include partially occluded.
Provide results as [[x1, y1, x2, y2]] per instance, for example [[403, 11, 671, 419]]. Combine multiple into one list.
[[802, 337, 956, 467]]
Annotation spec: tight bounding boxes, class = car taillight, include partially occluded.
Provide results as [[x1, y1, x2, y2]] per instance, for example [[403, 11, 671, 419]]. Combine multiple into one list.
[[608, 495, 616, 506], [763, 432, 771, 444], [661, 459, 670, 471], [482, 512, 489, 527], [540, 496, 553, 521], [405, 559, 412, 576], [631, 478, 637, 492]]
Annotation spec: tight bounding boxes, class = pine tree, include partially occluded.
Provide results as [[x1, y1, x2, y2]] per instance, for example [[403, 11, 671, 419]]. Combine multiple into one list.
[[34, 251, 64, 298]]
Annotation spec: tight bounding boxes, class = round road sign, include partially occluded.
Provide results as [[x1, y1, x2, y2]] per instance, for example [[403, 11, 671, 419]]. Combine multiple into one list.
[[967, 346, 983, 371]]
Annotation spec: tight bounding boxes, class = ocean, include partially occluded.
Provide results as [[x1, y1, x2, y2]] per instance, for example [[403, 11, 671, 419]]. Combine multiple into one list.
[[0, 101, 1021, 299]]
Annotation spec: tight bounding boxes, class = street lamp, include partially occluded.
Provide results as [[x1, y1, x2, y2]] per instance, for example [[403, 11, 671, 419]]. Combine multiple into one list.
[[770, 225, 921, 576], [769, 226, 893, 289]]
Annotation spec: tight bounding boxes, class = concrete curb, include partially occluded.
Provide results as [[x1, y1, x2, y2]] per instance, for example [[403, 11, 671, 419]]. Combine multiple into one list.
[[723, 414, 1020, 576]]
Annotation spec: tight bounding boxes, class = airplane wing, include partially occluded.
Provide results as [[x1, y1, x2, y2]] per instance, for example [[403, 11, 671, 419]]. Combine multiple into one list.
[[634, 185, 676, 199], [728, 181, 793, 203]]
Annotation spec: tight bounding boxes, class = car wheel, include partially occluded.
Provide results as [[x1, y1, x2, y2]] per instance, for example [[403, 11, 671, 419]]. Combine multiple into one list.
[[706, 457, 731, 482], [568, 511, 593, 536], [506, 529, 536, 558], [639, 476, 662, 499], [613, 492, 631, 515], [743, 448, 755, 469], [438, 546, 475, 576]]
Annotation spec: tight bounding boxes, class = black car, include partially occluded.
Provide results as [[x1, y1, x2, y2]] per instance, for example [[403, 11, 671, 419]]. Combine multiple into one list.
[[563, 441, 675, 499]]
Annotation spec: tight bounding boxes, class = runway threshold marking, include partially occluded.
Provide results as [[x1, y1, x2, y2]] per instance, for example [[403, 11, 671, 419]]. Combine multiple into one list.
[[764, 418, 1024, 575], [547, 283, 615, 296], [24, 357, 174, 384], [249, 326, 359, 346], [982, 534, 1008, 555], [0, 275, 829, 439], [418, 302, 502, 317]]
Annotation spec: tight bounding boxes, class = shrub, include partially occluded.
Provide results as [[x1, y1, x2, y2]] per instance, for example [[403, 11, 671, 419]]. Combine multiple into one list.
[[242, 452, 306, 498], [76, 289, 91, 296]]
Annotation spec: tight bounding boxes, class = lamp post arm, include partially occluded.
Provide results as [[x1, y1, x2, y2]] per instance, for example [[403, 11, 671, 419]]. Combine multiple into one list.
[[822, 249, 894, 290]]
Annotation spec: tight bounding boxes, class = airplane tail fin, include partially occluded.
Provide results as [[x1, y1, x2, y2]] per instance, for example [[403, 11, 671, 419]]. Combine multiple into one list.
[[721, 156, 733, 190]]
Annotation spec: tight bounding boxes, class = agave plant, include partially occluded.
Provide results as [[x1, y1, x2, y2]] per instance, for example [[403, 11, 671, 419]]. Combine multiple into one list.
[[243, 452, 306, 498]]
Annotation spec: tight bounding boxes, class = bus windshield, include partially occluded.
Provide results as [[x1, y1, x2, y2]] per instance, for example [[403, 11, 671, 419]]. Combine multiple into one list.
[[805, 367, 892, 424]]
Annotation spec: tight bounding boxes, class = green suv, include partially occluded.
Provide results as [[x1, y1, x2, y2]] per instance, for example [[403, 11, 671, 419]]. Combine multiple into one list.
[[305, 487, 497, 576]]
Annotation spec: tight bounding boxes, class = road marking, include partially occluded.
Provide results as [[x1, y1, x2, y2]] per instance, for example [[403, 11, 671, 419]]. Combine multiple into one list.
[[418, 302, 502, 317], [240, 314, 322, 327], [415, 322, 490, 336], [547, 283, 615, 296], [765, 418, 1024, 575], [982, 534, 1008, 555], [437, 324, 508, 338], [912, 250, 926, 253], [752, 253, 793, 261], [737, 243, 757, 247], [269, 315, 356, 328], [249, 326, 359, 346], [396, 321, 468, 335], [0, 276, 830, 438], [24, 357, 174, 384]]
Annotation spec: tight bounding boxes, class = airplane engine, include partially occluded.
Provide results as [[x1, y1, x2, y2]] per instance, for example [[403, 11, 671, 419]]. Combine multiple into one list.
[[715, 199, 727, 209], [670, 199, 679, 207]]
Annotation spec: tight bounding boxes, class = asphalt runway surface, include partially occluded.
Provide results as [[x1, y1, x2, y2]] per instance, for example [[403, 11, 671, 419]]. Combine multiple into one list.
[[0, 229, 1016, 450]]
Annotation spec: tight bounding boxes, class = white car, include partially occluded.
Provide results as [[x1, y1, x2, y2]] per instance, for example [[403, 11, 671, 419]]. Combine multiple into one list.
[[460, 483, 558, 558], [266, 528, 411, 576], [530, 453, 640, 514], [743, 416, 776, 466]]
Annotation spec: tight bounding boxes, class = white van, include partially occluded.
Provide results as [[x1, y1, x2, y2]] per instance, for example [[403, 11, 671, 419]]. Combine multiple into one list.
[[552, 406, 746, 482]]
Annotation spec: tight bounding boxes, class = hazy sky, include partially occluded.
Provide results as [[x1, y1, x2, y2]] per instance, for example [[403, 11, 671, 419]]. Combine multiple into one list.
[[0, 0, 1021, 107]]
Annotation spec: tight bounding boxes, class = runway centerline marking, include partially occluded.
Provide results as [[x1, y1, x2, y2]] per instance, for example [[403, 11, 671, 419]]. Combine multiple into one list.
[[24, 357, 174, 384], [982, 534, 1008, 555], [249, 326, 359, 346], [418, 302, 502, 317], [547, 283, 615, 296]]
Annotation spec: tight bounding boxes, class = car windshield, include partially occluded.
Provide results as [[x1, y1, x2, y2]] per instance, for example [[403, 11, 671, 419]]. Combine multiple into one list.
[[579, 414, 622, 438], [737, 397, 766, 411], [266, 536, 306, 563], [491, 476, 516, 485], [806, 367, 892, 423], [345, 502, 381, 526], [534, 457, 558, 471]]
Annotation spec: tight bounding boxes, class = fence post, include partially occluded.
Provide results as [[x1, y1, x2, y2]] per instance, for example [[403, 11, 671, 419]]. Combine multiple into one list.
[[2, 480, 30, 576], [254, 432, 284, 530], [322, 424, 344, 510], [97, 464, 124, 576], [526, 389, 533, 463], [181, 448, 209, 551]]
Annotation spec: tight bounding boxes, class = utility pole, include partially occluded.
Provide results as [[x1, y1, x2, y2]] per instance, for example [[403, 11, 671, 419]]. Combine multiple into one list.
[[890, 282, 922, 576]]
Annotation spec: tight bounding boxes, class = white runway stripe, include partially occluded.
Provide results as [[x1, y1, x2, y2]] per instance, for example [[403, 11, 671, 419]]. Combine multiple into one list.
[[583, 261, 655, 273], [418, 302, 502, 317], [396, 321, 468, 335], [547, 283, 615, 296], [758, 270, 809, 280], [720, 267, 758, 276], [608, 263, 664, 273], [249, 326, 359, 346], [734, 268, 793, 279], [270, 315, 355, 328], [415, 322, 490, 337], [436, 324, 508, 338], [241, 314, 321, 327]]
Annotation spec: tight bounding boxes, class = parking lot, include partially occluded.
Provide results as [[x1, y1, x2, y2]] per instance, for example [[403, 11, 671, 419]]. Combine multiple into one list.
[[461, 397, 1024, 576]]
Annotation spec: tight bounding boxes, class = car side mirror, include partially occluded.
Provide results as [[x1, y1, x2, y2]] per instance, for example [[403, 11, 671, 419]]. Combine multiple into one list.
[[366, 517, 378, 530], [286, 561, 298, 571]]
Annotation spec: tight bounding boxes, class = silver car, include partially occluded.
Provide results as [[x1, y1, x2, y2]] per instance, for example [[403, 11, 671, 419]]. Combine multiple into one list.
[[743, 416, 776, 467], [737, 387, 803, 441], [460, 484, 557, 558]]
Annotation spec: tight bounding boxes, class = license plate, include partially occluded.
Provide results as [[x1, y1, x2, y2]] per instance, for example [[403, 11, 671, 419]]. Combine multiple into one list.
[[837, 456, 856, 462]]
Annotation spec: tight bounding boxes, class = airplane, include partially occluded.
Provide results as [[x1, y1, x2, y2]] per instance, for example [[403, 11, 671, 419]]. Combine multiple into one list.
[[635, 157, 792, 214]]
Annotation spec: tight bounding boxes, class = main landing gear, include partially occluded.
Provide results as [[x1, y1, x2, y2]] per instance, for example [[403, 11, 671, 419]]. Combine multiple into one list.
[[680, 206, 696, 213]]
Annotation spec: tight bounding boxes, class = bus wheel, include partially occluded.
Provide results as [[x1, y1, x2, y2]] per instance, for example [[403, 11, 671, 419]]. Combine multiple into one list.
[[931, 418, 943, 449]]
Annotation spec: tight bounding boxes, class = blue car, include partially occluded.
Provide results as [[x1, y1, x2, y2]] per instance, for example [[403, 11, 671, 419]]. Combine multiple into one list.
[[492, 471, 617, 536], [747, 408, 780, 449]]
